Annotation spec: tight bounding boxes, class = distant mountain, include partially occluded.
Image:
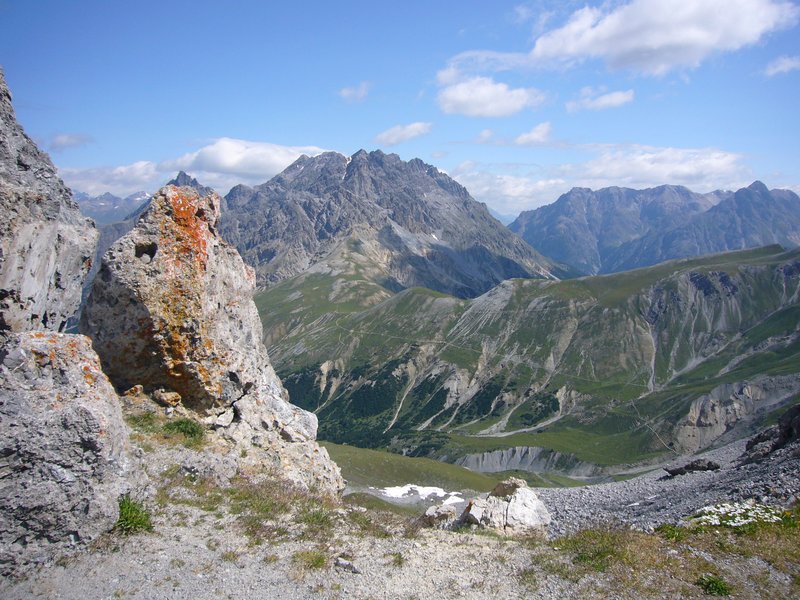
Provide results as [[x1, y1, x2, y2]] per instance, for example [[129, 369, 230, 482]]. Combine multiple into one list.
[[509, 185, 724, 275], [219, 149, 561, 298], [605, 181, 800, 272], [74, 190, 151, 225], [166, 171, 215, 198]]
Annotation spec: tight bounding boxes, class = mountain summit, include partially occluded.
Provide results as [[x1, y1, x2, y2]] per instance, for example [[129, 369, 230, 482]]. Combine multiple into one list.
[[219, 150, 559, 297]]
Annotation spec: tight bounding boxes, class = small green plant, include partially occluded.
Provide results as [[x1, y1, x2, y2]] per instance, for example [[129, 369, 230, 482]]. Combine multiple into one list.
[[292, 549, 328, 569], [221, 550, 239, 563], [655, 523, 688, 542], [115, 496, 153, 534], [389, 552, 405, 567], [163, 418, 205, 447], [125, 412, 160, 433], [561, 527, 624, 572], [695, 574, 732, 596]]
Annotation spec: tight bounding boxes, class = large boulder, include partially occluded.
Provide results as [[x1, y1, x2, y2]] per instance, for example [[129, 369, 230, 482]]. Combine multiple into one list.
[[459, 477, 551, 536], [0, 68, 97, 333], [81, 185, 344, 493], [0, 332, 143, 577]]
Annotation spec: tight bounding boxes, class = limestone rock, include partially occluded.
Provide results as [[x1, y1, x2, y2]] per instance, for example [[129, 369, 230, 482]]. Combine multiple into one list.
[[420, 503, 458, 529], [0, 68, 98, 333], [0, 332, 143, 577], [459, 478, 550, 536], [81, 185, 344, 493]]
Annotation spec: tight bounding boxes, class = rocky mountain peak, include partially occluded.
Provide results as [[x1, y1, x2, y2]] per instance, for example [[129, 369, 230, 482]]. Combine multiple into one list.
[[219, 149, 557, 295], [165, 171, 215, 197]]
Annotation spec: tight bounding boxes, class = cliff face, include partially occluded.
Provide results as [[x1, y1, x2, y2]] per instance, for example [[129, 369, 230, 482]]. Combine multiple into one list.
[[0, 68, 97, 333], [81, 185, 344, 493]]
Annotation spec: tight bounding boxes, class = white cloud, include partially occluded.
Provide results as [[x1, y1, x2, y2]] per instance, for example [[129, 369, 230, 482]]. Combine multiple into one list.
[[48, 133, 93, 152], [437, 75, 546, 117], [375, 122, 433, 146], [339, 81, 371, 102], [765, 54, 800, 75], [514, 121, 552, 145], [60, 161, 161, 197], [452, 162, 568, 213], [530, 0, 799, 75], [162, 138, 325, 179], [570, 144, 749, 190], [476, 128, 494, 143], [566, 87, 634, 112], [58, 138, 327, 197], [447, 0, 799, 76], [449, 143, 751, 213]]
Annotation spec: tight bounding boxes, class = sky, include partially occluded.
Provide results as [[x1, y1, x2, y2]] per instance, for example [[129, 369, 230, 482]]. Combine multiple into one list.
[[1, 0, 799, 217]]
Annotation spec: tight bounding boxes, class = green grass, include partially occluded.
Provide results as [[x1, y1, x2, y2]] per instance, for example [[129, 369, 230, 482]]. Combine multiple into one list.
[[115, 496, 153, 534], [322, 441, 499, 491], [695, 574, 732, 596], [162, 418, 205, 448]]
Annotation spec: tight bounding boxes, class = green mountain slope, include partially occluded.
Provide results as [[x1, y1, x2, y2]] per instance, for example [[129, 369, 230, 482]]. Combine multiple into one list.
[[257, 245, 800, 469]]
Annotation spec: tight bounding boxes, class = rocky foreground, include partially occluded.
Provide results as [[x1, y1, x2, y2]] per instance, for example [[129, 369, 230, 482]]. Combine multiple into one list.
[[1, 417, 798, 599]]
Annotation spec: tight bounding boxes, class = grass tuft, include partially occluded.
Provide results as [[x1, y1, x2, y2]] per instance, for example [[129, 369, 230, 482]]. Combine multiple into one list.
[[695, 574, 732, 596], [115, 496, 153, 534]]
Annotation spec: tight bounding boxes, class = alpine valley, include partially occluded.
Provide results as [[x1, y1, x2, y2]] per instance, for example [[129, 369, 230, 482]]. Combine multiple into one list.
[[74, 150, 800, 479]]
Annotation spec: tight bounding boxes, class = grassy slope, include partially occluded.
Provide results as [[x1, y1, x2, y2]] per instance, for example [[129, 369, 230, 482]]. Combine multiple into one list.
[[259, 246, 800, 467]]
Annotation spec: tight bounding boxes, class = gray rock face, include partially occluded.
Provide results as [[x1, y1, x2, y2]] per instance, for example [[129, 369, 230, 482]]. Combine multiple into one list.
[[0, 332, 142, 578], [81, 185, 344, 493], [0, 68, 98, 333], [219, 150, 559, 297], [455, 446, 603, 478]]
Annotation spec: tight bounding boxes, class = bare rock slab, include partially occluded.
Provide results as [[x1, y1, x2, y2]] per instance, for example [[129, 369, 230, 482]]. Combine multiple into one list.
[[0, 332, 143, 577]]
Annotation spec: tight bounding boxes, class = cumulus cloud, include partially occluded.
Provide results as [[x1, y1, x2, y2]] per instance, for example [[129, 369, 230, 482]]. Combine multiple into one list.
[[515, 122, 552, 145], [570, 144, 749, 189], [449, 143, 751, 213], [447, 0, 799, 76], [375, 122, 433, 146], [566, 87, 634, 112], [451, 162, 568, 213], [531, 0, 799, 75], [437, 74, 546, 117], [339, 81, 371, 102], [48, 133, 93, 152], [765, 55, 800, 75], [58, 137, 327, 197]]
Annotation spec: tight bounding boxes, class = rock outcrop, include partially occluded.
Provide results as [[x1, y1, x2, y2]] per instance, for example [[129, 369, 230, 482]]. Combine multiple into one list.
[[0, 68, 97, 333], [458, 478, 551, 536], [81, 184, 344, 493], [0, 332, 142, 577]]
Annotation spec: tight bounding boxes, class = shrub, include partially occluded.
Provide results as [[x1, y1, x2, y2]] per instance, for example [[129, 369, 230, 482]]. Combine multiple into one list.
[[115, 496, 153, 534]]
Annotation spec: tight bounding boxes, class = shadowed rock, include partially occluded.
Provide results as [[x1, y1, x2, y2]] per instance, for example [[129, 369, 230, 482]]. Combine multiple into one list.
[[0, 332, 142, 577]]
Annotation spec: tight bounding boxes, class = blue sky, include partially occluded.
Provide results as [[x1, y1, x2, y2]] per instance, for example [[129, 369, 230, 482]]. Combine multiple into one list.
[[2, 0, 799, 215]]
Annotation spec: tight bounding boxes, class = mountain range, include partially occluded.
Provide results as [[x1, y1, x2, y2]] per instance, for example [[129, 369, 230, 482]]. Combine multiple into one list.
[[74, 190, 151, 225], [510, 182, 800, 276], [218, 150, 560, 298]]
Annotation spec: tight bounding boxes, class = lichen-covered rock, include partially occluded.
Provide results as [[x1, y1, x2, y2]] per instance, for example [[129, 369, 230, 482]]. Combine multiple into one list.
[[0, 332, 143, 578], [0, 68, 98, 333], [81, 185, 344, 493]]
